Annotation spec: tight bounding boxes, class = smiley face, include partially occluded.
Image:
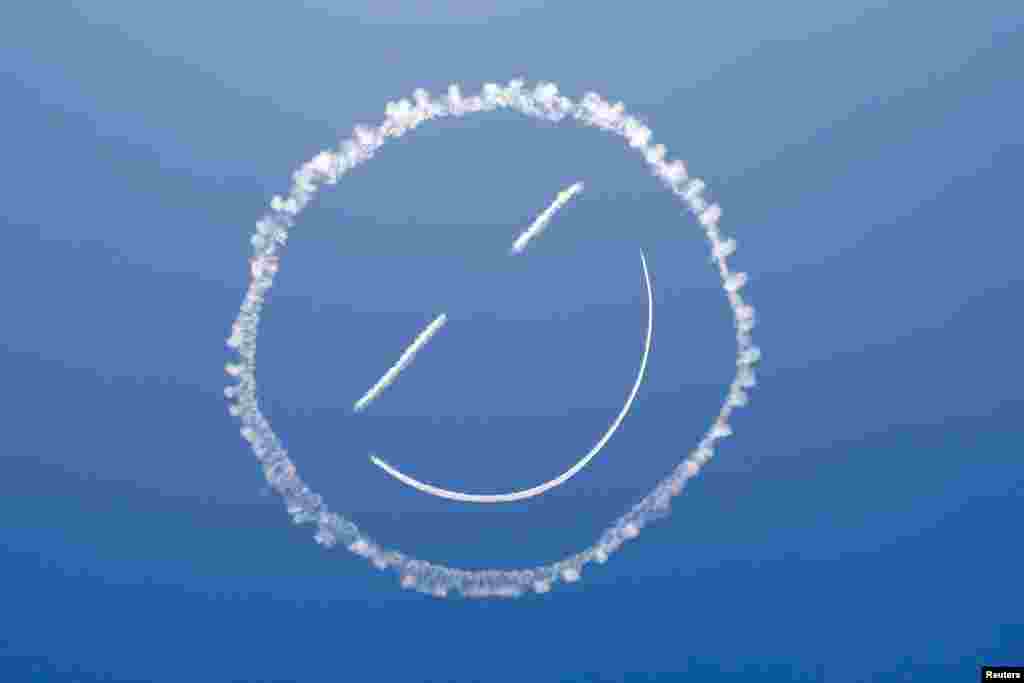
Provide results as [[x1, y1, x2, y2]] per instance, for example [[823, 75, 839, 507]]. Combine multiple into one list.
[[225, 79, 760, 598], [355, 183, 654, 503]]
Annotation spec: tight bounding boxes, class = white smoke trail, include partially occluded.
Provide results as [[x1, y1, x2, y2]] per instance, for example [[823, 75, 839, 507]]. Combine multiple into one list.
[[510, 181, 584, 254], [370, 249, 652, 502], [356, 179, 579, 413], [225, 80, 760, 599], [353, 313, 447, 413], [354, 179, 582, 414]]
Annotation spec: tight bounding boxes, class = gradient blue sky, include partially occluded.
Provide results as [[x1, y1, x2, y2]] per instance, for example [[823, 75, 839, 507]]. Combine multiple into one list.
[[2, 1, 1022, 681]]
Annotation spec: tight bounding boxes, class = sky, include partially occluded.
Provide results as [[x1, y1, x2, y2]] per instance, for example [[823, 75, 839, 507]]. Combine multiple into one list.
[[2, 1, 1022, 681]]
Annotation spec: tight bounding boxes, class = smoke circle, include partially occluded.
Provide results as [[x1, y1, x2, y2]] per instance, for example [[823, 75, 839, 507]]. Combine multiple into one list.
[[224, 80, 760, 598]]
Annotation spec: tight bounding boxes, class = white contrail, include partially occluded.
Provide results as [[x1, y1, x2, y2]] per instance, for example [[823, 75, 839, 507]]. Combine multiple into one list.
[[353, 313, 447, 413], [509, 181, 584, 254], [369, 249, 653, 503]]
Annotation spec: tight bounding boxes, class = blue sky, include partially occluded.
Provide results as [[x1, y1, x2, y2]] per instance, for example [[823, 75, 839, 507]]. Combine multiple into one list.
[[2, 1, 1022, 680]]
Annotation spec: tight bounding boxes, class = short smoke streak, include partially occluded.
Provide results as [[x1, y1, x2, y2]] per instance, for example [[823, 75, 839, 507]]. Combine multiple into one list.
[[353, 313, 447, 413], [510, 181, 584, 254]]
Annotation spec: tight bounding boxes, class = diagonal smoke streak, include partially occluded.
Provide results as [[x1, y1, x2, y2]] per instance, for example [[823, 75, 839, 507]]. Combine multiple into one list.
[[510, 181, 584, 254], [354, 180, 581, 415], [353, 313, 448, 413]]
